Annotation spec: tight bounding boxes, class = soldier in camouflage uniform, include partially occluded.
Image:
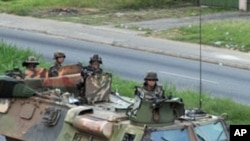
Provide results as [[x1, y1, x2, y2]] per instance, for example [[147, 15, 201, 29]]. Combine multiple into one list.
[[81, 54, 103, 76], [134, 72, 165, 100], [48, 51, 66, 77], [77, 54, 104, 100]]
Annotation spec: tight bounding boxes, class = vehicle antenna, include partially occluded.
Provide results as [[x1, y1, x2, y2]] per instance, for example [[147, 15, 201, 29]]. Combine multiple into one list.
[[198, 0, 203, 110], [13, 58, 16, 69]]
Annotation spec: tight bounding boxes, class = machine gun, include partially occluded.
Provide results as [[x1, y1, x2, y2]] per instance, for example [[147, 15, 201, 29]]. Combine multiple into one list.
[[5, 67, 24, 79]]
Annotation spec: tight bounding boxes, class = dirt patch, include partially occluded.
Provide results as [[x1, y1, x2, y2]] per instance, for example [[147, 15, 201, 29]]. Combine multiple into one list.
[[48, 8, 79, 15], [32, 6, 233, 26]]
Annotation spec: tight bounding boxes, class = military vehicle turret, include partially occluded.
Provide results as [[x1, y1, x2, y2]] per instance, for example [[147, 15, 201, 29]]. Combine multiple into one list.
[[0, 72, 229, 141]]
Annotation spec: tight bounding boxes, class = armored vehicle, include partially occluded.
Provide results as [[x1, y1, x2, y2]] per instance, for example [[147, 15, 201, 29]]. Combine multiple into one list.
[[5, 64, 83, 93], [0, 73, 229, 141]]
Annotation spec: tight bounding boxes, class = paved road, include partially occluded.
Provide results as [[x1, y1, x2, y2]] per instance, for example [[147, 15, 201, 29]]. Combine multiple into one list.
[[1, 26, 250, 105], [0, 12, 250, 71], [124, 11, 250, 30]]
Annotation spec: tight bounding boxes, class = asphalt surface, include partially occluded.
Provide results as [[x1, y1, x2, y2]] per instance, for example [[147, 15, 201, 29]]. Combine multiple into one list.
[[125, 11, 250, 30], [0, 12, 250, 70]]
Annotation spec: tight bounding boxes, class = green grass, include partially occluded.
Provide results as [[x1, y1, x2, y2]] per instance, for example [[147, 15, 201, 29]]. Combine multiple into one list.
[[43, 6, 230, 25], [1, 41, 250, 124], [0, 0, 233, 25], [0, 40, 49, 72], [151, 20, 250, 52], [0, 0, 186, 11], [175, 91, 250, 124], [111, 75, 140, 97], [113, 79, 250, 124]]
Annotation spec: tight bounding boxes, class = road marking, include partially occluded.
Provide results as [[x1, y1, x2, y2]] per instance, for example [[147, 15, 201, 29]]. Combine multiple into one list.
[[159, 71, 218, 84]]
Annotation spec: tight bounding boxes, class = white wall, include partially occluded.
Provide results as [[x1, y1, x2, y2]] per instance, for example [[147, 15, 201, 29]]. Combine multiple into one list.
[[239, 0, 247, 11]]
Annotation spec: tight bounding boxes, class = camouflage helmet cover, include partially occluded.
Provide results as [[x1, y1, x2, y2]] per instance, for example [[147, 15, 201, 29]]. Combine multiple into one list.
[[144, 71, 158, 81], [22, 56, 40, 67], [54, 51, 66, 59], [89, 54, 102, 64]]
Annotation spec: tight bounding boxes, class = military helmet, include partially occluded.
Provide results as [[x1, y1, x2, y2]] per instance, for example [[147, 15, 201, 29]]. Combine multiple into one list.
[[144, 71, 158, 81], [54, 51, 66, 59], [22, 56, 40, 67], [89, 54, 102, 64]]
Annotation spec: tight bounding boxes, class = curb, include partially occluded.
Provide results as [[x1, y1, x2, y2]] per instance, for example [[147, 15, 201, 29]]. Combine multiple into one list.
[[1, 15, 250, 71], [3, 25, 250, 71]]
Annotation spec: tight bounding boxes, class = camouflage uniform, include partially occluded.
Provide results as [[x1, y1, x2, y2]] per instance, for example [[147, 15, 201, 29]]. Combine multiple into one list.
[[81, 54, 103, 77], [49, 62, 61, 77], [81, 65, 103, 75], [77, 54, 103, 100], [48, 51, 66, 77], [135, 72, 165, 100]]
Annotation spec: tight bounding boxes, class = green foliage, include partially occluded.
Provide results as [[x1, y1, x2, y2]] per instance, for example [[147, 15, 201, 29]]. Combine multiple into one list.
[[0, 0, 194, 15], [0, 0, 231, 26], [0, 41, 32, 72], [153, 20, 250, 52], [12, 6, 32, 16], [111, 76, 140, 97], [201, 97, 250, 124], [0, 0, 185, 9], [120, 0, 179, 9], [166, 87, 250, 124], [0, 40, 49, 73]]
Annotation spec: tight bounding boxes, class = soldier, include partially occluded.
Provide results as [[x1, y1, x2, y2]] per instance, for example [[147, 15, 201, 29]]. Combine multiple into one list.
[[22, 56, 40, 78], [22, 56, 40, 71], [134, 71, 165, 100], [48, 51, 66, 77], [81, 54, 103, 76], [77, 54, 103, 100]]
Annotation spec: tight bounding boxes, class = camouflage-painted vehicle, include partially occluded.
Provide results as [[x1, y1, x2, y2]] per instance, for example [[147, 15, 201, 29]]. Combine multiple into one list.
[[0, 73, 229, 141], [5, 64, 83, 93], [5, 63, 82, 79]]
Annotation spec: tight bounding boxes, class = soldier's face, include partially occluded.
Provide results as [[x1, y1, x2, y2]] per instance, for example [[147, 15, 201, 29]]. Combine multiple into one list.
[[57, 57, 65, 64], [91, 61, 100, 70], [27, 64, 36, 70], [147, 79, 156, 87]]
